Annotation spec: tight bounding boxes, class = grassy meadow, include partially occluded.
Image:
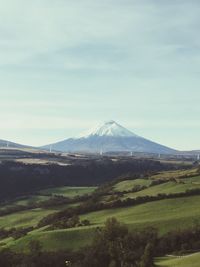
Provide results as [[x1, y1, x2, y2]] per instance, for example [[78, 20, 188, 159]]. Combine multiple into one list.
[[113, 179, 152, 192], [123, 178, 200, 199], [80, 195, 200, 234], [2, 194, 200, 252], [0, 208, 57, 229], [2, 226, 96, 252], [39, 186, 97, 198], [155, 253, 200, 267], [0, 186, 97, 211]]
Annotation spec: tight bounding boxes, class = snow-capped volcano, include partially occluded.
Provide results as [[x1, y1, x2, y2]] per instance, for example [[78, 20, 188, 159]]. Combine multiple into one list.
[[78, 120, 138, 138], [42, 120, 176, 154]]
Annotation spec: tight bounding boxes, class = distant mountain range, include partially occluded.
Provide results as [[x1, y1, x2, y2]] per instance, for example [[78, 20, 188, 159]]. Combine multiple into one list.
[[1, 121, 199, 155], [41, 120, 177, 154], [0, 139, 29, 149]]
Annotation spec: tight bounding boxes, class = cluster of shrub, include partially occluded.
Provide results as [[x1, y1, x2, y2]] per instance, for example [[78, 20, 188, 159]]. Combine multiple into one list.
[[157, 224, 200, 256], [0, 226, 33, 241], [0, 193, 93, 217], [1, 217, 200, 267], [0, 239, 76, 267], [109, 178, 167, 198], [46, 215, 90, 230]]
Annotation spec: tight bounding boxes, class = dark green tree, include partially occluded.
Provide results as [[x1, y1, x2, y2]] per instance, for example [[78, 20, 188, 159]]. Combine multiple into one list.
[[140, 243, 154, 267]]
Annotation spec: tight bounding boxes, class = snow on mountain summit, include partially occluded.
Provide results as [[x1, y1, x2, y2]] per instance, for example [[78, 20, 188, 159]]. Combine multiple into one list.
[[78, 120, 138, 138]]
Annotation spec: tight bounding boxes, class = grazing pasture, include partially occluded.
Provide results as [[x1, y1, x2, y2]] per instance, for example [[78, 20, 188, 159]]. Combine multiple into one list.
[[155, 253, 200, 267]]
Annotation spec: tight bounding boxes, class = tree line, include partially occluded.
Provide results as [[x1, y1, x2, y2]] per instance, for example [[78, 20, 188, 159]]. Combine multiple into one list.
[[0, 158, 181, 201], [1, 217, 200, 267]]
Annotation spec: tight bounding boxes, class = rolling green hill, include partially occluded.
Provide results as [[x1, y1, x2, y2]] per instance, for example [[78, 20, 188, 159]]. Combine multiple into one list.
[[80, 195, 200, 234], [2, 195, 200, 252], [0, 186, 97, 211], [123, 178, 200, 199], [2, 227, 95, 252], [111, 171, 200, 201], [1, 167, 200, 263], [0, 208, 57, 229]]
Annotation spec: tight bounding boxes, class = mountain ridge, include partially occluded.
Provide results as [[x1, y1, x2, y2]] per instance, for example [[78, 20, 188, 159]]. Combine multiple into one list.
[[0, 139, 31, 149]]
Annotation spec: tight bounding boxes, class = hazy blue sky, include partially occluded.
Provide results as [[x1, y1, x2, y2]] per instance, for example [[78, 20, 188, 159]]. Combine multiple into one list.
[[0, 0, 200, 150]]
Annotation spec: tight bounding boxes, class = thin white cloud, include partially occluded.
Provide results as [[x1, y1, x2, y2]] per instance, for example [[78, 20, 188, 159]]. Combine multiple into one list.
[[0, 0, 198, 70]]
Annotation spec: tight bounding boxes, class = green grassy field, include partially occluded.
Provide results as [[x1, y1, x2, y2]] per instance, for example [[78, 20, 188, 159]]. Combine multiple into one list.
[[0, 186, 97, 230], [111, 174, 200, 200], [0, 208, 57, 229], [123, 178, 200, 199], [0, 186, 97, 211], [0, 187, 96, 231], [39, 186, 97, 198], [3, 226, 96, 252], [113, 179, 152, 192], [155, 253, 200, 267], [4, 195, 200, 252], [80, 195, 200, 234], [182, 175, 200, 184], [15, 195, 50, 206]]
